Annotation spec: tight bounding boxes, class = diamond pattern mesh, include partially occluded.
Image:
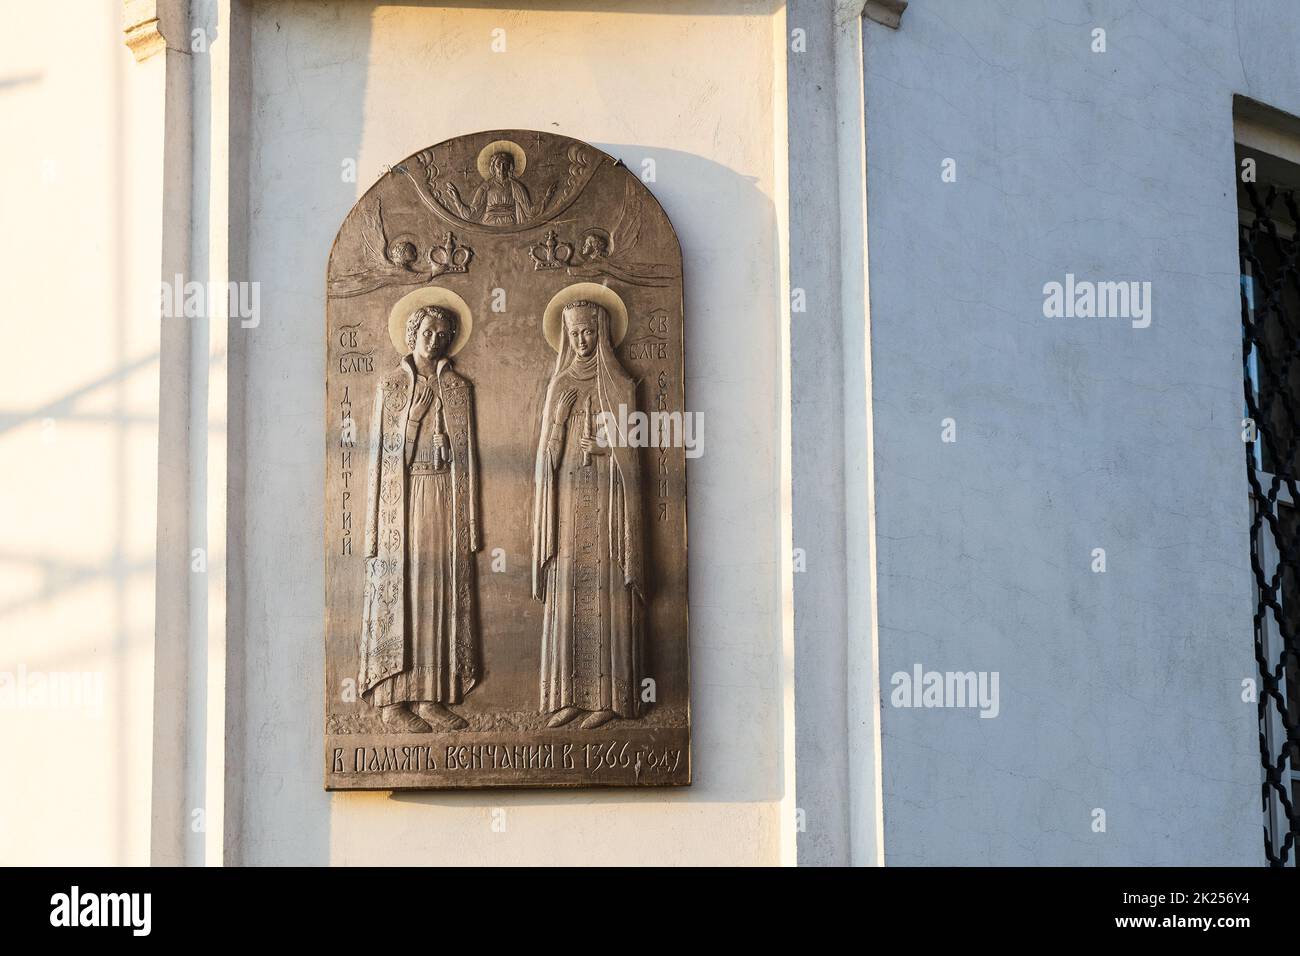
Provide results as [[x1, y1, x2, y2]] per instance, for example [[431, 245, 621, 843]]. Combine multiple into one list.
[[1241, 181, 1300, 867]]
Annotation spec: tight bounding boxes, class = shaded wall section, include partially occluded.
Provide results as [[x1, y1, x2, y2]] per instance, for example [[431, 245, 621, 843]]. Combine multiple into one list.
[[862, 0, 1297, 865]]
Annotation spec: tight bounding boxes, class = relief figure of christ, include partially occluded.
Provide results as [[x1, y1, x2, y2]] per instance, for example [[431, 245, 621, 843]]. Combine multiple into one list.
[[359, 305, 480, 732], [445, 151, 534, 226], [531, 301, 647, 730]]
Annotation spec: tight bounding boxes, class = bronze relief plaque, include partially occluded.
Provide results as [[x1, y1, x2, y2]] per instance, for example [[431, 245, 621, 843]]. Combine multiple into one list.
[[324, 130, 690, 789]]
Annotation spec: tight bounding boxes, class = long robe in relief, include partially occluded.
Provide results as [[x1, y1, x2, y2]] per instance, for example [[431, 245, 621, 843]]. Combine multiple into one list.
[[530, 311, 645, 717], [360, 354, 480, 706]]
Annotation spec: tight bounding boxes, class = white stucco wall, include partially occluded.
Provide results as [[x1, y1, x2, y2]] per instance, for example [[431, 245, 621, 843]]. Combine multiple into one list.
[[0, 3, 162, 865], [861, 0, 1294, 864], [7, 0, 1289, 868], [236, 0, 787, 865]]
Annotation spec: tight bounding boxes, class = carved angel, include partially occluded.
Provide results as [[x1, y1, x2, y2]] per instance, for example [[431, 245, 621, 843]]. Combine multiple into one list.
[[567, 181, 679, 288], [327, 199, 429, 299]]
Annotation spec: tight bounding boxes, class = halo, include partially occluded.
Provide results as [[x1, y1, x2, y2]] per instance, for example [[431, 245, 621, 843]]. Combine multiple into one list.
[[476, 140, 527, 180], [542, 282, 629, 353], [388, 287, 473, 356]]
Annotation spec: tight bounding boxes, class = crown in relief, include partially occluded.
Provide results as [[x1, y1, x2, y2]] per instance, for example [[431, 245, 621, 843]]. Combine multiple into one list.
[[528, 230, 575, 271], [429, 231, 473, 275]]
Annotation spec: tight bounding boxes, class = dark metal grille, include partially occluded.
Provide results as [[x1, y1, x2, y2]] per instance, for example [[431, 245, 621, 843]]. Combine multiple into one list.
[[1241, 180, 1300, 867]]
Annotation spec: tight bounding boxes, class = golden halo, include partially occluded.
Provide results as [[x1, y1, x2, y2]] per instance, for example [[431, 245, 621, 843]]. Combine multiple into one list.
[[542, 282, 629, 353], [388, 287, 473, 356], [476, 140, 527, 180]]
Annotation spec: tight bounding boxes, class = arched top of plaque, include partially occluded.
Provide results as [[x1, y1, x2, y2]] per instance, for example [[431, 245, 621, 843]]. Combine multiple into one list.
[[327, 130, 682, 303]]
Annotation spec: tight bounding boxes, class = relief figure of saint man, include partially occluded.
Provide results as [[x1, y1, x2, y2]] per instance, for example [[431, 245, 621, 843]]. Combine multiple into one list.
[[360, 305, 480, 732], [531, 300, 646, 729]]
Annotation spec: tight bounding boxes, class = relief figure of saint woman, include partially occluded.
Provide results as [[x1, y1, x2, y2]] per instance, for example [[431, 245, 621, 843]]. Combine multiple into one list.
[[531, 299, 646, 730]]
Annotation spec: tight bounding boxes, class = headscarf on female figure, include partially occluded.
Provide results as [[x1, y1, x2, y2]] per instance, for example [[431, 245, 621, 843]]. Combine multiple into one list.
[[530, 299, 645, 730]]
